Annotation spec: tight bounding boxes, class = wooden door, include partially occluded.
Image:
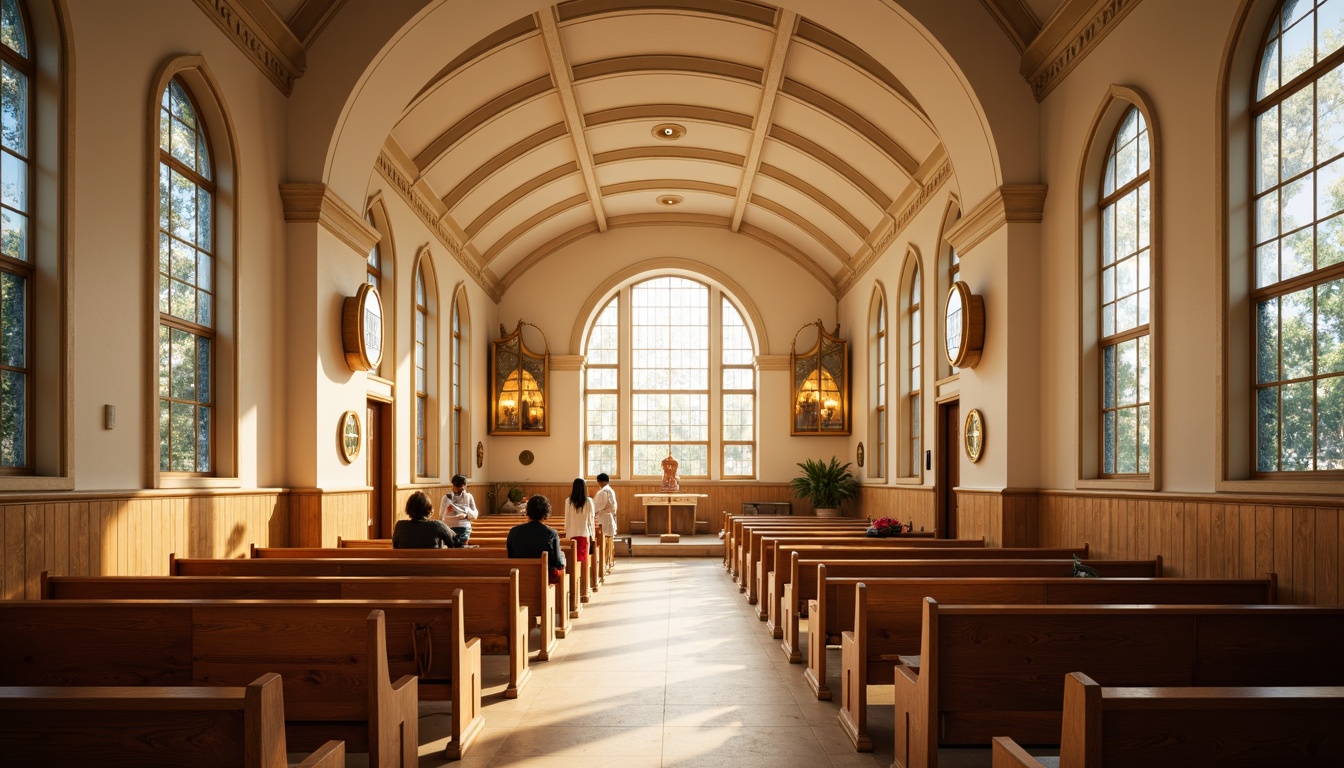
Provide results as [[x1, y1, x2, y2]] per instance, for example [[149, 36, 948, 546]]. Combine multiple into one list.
[[366, 399, 392, 538], [938, 400, 959, 539]]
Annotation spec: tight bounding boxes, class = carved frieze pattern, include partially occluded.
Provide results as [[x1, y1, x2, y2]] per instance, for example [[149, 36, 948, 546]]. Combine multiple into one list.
[[837, 155, 952, 296], [375, 150, 502, 302], [1029, 0, 1140, 101], [192, 0, 302, 95]]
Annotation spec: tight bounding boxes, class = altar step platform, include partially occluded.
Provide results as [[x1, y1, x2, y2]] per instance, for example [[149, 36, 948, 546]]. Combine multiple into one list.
[[613, 533, 724, 558]]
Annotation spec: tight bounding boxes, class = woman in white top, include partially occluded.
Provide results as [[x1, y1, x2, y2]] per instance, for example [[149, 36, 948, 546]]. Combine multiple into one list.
[[438, 474, 478, 547], [563, 477, 596, 562]]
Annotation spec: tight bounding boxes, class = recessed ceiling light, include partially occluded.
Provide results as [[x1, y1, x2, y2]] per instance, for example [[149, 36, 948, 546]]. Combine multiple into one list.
[[652, 123, 686, 141], [656, 194, 683, 206]]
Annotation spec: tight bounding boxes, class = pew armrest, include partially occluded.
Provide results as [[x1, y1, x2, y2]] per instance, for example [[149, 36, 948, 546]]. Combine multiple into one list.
[[991, 737, 1053, 768], [295, 740, 347, 768]]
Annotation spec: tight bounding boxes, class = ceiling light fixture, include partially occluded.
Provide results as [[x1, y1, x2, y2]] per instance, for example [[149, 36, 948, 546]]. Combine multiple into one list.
[[652, 123, 686, 140], [656, 194, 683, 207]]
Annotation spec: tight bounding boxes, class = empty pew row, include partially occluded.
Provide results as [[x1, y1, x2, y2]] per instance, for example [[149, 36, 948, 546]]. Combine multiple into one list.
[[732, 520, 873, 583], [43, 571, 532, 699], [721, 514, 869, 573], [889, 600, 1344, 768], [769, 544, 1088, 642], [745, 532, 985, 608], [0, 602, 475, 766], [785, 555, 1159, 668], [250, 546, 575, 639], [0, 673, 347, 768], [834, 573, 1278, 749], [173, 555, 560, 661], [990, 672, 1344, 768]]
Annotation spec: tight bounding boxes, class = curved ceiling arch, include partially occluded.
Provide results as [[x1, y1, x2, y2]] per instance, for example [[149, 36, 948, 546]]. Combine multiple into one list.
[[294, 0, 1032, 299]]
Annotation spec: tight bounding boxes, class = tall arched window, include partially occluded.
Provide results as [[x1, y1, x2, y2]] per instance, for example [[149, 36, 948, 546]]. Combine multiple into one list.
[[869, 287, 887, 480], [1253, 1, 1344, 473], [451, 289, 469, 477], [582, 274, 757, 479], [413, 256, 437, 478], [0, 0, 31, 471], [1100, 106, 1152, 476], [584, 298, 618, 477], [907, 267, 922, 478], [157, 77, 216, 474]]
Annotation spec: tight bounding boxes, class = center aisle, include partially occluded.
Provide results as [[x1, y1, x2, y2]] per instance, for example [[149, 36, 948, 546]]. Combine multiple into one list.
[[422, 557, 888, 768]]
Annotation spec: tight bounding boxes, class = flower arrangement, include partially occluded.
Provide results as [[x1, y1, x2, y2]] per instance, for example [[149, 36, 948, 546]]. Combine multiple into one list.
[[866, 517, 909, 537]]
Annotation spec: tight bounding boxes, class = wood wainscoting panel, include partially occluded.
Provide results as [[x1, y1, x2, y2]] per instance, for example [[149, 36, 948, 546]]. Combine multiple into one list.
[[288, 489, 369, 547], [1037, 491, 1344, 606], [1, 490, 287, 600], [856, 485, 935, 532]]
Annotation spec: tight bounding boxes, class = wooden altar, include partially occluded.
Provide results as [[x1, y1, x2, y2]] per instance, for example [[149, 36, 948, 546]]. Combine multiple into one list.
[[634, 493, 708, 536]]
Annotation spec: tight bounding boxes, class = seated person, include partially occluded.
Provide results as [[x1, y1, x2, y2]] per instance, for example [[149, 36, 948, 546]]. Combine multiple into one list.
[[392, 491, 457, 548], [506, 495, 566, 583]]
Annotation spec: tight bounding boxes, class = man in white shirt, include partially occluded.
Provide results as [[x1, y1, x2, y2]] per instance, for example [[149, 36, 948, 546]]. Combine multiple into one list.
[[594, 472, 618, 568]]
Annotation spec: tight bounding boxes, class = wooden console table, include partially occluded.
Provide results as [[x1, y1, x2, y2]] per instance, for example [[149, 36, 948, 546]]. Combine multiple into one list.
[[634, 493, 708, 536]]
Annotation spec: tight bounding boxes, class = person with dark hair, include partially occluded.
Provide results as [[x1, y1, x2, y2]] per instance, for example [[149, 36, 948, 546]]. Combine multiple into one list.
[[507, 495, 566, 583], [593, 472, 618, 568], [437, 474, 478, 547], [562, 477, 596, 564], [392, 491, 457, 548]]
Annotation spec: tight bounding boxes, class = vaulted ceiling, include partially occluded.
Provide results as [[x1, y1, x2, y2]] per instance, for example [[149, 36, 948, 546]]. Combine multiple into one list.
[[260, 0, 1071, 293]]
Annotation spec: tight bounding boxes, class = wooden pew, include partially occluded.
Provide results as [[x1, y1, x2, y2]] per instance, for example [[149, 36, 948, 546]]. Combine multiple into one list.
[[782, 552, 1137, 666], [889, 600, 1344, 768], [795, 558, 1163, 698], [0, 673, 346, 767], [835, 574, 1278, 749], [990, 673, 1344, 768], [0, 603, 441, 766], [721, 515, 865, 572], [319, 540, 575, 638], [731, 520, 871, 581], [769, 543, 1080, 642], [173, 555, 560, 661], [43, 571, 532, 699]]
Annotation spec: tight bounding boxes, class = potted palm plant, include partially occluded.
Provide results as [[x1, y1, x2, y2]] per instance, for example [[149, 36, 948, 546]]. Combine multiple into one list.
[[790, 456, 860, 517]]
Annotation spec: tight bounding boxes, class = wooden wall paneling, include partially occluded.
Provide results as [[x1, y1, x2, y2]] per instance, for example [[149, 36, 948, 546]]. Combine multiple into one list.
[[1293, 507, 1315, 605], [25, 504, 42, 598], [1317, 507, 1338, 605], [1254, 504, 1274, 581], [1274, 505, 1293, 601], [4, 504, 21, 598]]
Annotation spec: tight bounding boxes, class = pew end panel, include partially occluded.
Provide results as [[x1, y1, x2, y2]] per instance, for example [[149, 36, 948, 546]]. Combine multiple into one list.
[[837, 582, 872, 752]]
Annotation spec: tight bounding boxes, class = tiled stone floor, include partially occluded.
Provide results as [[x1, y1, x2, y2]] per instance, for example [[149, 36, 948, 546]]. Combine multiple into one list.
[[336, 556, 1011, 768]]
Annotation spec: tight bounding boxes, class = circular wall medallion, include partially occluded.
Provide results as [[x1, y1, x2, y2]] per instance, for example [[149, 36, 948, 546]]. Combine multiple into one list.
[[964, 408, 985, 463], [476, 441, 484, 468], [856, 442, 865, 467], [338, 410, 362, 463], [518, 450, 534, 466], [341, 283, 384, 372], [944, 281, 985, 369]]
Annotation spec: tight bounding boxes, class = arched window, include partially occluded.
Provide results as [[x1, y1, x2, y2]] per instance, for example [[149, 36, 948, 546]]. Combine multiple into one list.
[[582, 274, 757, 479], [157, 77, 216, 474], [584, 298, 618, 477], [413, 255, 437, 478], [450, 288, 470, 478], [1100, 106, 1152, 476], [869, 286, 888, 480], [906, 266, 922, 478], [1252, 1, 1344, 473], [0, 0, 31, 471]]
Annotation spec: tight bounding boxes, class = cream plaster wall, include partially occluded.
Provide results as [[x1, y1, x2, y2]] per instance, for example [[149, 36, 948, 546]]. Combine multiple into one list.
[[68, 0, 289, 490], [1037, 0, 1242, 493]]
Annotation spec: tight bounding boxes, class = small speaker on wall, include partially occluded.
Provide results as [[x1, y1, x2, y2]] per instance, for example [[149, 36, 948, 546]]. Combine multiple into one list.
[[925, 450, 931, 470]]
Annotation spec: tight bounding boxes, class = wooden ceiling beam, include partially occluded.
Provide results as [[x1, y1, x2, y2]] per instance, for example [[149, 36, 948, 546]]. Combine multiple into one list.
[[538, 7, 609, 231], [731, 9, 797, 232]]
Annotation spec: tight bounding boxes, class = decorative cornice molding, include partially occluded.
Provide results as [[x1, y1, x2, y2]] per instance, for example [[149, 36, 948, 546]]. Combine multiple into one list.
[[279, 183, 379, 257], [192, 0, 306, 95], [550, 354, 585, 371], [979, 0, 1041, 55], [1021, 0, 1142, 102], [374, 149, 503, 302], [944, 184, 1048, 256], [837, 150, 953, 296], [755, 354, 791, 371]]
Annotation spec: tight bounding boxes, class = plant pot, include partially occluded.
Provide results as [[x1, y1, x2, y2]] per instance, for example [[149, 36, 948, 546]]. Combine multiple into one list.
[[815, 507, 840, 518]]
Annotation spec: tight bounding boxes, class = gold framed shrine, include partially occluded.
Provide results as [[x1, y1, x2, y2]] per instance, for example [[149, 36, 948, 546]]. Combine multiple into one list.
[[791, 320, 850, 435], [490, 321, 549, 435]]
